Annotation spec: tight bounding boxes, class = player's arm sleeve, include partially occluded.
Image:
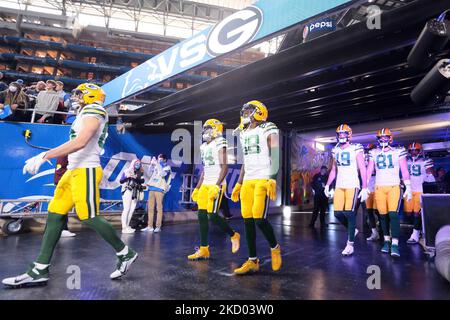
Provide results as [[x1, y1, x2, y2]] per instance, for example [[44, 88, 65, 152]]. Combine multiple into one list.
[[263, 122, 279, 139], [216, 137, 228, 152], [399, 148, 408, 159]]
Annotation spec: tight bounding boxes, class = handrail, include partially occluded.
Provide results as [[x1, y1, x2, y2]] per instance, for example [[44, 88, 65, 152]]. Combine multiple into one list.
[[0, 198, 125, 217], [12, 107, 150, 123]]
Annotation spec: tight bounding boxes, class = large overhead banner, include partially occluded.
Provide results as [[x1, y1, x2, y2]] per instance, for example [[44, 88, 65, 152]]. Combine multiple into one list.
[[102, 0, 351, 106]]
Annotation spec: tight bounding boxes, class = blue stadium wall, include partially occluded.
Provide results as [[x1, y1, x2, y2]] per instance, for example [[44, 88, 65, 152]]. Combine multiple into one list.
[[0, 122, 189, 211]]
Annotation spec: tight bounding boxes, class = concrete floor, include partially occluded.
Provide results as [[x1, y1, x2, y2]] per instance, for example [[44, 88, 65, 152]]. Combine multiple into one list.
[[0, 213, 449, 300]]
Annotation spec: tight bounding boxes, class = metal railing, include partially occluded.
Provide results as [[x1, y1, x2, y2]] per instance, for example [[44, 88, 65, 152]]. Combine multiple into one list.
[[10, 107, 150, 124], [0, 198, 125, 218]]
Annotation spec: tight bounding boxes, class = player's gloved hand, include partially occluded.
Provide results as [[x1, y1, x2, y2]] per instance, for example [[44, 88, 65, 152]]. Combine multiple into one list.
[[329, 189, 335, 198], [191, 188, 199, 203], [358, 188, 370, 202], [266, 179, 277, 201], [231, 183, 242, 203], [403, 180, 412, 202], [324, 185, 331, 198], [208, 185, 221, 200], [23, 152, 51, 175]]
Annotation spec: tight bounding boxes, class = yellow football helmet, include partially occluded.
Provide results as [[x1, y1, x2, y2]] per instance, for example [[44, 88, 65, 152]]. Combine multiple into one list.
[[241, 100, 268, 124], [74, 83, 106, 105], [336, 124, 352, 144], [376, 128, 393, 147], [203, 118, 224, 141]]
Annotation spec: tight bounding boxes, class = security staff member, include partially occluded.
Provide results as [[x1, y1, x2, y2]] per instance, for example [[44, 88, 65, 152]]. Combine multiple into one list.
[[309, 166, 329, 229]]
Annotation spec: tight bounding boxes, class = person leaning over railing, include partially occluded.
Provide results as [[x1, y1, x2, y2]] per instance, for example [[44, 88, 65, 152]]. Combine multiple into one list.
[[34, 80, 60, 124], [0, 81, 29, 121]]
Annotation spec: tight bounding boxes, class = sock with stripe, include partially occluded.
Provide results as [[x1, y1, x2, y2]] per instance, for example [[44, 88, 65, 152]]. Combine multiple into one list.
[[334, 211, 348, 228], [388, 212, 400, 239], [198, 210, 209, 247], [36, 212, 66, 264], [83, 216, 125, 252], [413, 212, 422, 231], [379, 214, 390, 238], [209, 212, 234, 237], [255, 218, 277, 248], [244, 218, 257, 258], [344, 211, 356, 242]]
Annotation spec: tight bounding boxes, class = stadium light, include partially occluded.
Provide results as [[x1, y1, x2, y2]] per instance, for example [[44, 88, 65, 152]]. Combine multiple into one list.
[[411, 59, 450, 106], [407, 11, 449, 70]]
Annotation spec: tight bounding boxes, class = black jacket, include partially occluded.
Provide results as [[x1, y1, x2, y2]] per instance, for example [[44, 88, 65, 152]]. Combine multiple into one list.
[[312, 173, 328, 198]]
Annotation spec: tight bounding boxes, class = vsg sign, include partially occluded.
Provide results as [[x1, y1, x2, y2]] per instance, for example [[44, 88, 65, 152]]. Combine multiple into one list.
[[118, 6, 263, 100], [206, 6, 263, 57]]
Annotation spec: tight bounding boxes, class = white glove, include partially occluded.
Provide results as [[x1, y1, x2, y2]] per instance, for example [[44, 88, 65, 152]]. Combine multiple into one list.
[[358, 188, 370, 202], [403, 181, 412, 202], [324, 185, 331, 198], [23, 152, 51, 175]]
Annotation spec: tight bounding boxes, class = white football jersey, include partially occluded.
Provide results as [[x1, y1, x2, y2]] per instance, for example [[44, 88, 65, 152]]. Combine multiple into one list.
[[369, 147, 407, 186], [331, 143, 364, 189], [67, 103, 108, 170], [407, 157, 435, 193], [240, 122, 279, 181], [200, 136, 227, 185]]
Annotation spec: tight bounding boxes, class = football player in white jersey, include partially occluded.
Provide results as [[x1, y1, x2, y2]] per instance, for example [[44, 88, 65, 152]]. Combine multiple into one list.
[[3, 83, 138, 288], [405, 142, 435, 244], [231, 100, 281, 275], [189, 119, 241, 261], [367, 128, 412, 257], [325, 124, 369, 256]]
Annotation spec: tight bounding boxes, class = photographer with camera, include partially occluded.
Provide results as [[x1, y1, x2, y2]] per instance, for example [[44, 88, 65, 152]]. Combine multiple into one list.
[[120, 159, 146, 234]]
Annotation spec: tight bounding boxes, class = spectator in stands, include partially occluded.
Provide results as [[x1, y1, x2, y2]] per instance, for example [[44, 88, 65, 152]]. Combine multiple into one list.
[[54, 155, 76, 237], [0, 72, 7, 92], [34, 79, 60, 123], [26, 81, 47, 112], [64, 90, 80, 124], [0, 81, 29, 121], [55, 81, 70, 124], [143, 154, 172, 233]]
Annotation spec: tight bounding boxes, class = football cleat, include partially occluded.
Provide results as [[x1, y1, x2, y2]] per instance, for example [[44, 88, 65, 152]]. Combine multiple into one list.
[[366, 229, 380, 241], [188, 246, 210, 261], [381, 241, 391, 253], [407, 229, 420, 244], [2, 262, 49, 288], [60, 230, 76, 238], [231, 233, 240, 254], [110, 247, 138, 280], [271, 245, 282, 271], [390, 244, 400, 257], [234, 259, 260, 275], [341, 242, 354, 256]]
